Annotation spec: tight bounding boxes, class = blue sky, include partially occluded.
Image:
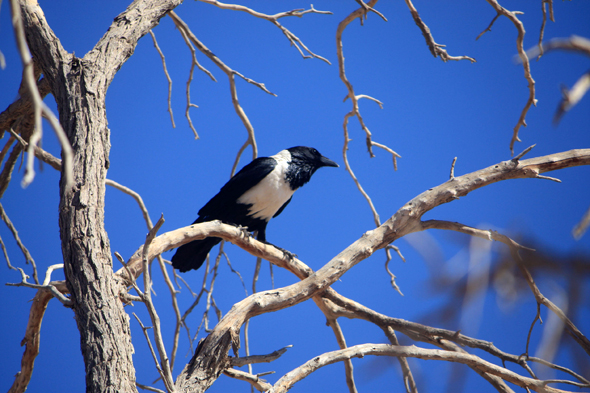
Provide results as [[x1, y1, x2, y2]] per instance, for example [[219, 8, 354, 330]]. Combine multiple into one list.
[[1, 1, 589, 392]]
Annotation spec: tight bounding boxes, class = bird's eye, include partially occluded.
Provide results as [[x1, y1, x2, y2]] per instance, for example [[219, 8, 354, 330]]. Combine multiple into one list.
[[312, 148, 319, 155]]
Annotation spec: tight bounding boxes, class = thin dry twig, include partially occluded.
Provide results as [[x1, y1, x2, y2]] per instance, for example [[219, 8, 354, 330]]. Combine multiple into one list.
[[482, 0, 537, 154], [510, 246, 590, 357], [327, 318, 358, 393], [138, 215, 175, 392], [572, 204, 590, 240], [404, 0, 476, 63], [536, 0, 555, 60], [149, 30, 175, 129], [9, 0, 73, 189], [336, 1, 404, 295], [230, 345, 292, 368], [174, 24, 214, 139], [169, 10, 262, 159], [137, 382, 166, 393], [449, 156, 458, 180], [198, 0, 332, 64], [270, 344, 573, 393], [7, 288, 53, 393], [524, 36, 590, 125], [223, 368, 272, 392], [0, 202, 38, 283], [6, 266, 71, 306]]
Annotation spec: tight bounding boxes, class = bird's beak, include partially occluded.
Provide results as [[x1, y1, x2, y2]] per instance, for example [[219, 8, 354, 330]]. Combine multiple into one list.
[[319, 156, 339, 168]]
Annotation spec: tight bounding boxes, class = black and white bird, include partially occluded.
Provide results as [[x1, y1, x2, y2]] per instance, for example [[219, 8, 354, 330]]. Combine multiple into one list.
[[171, 146, 338, 272]]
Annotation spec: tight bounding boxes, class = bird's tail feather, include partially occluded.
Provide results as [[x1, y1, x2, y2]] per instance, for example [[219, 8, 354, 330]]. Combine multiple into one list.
[[171, 237, 222, 272]]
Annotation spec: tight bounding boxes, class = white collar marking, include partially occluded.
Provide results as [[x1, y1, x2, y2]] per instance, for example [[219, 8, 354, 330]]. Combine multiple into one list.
[[237, 150, 295, 221]]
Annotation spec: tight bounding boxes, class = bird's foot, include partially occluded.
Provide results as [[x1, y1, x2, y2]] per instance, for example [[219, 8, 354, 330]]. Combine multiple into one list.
[[280, 248, 297, 261], [262, 241, 297, 260], [235, 225, 253, 238]]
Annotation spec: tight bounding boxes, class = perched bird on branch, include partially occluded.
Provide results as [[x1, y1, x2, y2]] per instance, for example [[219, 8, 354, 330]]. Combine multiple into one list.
[[172, 146, 339, 272]]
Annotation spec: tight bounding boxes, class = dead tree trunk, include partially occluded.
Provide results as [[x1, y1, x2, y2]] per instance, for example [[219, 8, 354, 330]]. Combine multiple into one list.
[[17, 0, 182, 391]]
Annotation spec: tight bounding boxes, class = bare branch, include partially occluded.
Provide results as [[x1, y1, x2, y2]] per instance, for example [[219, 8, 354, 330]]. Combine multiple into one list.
[[0, 202, 38, 283], [536, 0, 555, 60], [270, 344, 573, 393], [169, 10, 260, 158], [327, 319, 358, 393], [137, 382, 166, 393], [230, 345, 292, 367], [336, 0, 400, 249], [6, 267, 71, 306], [572, 204, 590, 240], [449, 156, 457, 180], [8, 289, 53, 393], [9, 0, 73, 189], [511, 248, 590, 356], [482, 0, 536, 154], [172, 149, 590, 390], [420, 220, 534, 252], [476, 13, 501, 41], [198, 0, 332, 64], [174, 22, 216, 139], [554, 71, 590, 125], [524, 36, 590, 125], [404, 0, 475, 63], [222, 368, 272, 392], [150, 30, 175, 128], [139, 215, 176, 392]]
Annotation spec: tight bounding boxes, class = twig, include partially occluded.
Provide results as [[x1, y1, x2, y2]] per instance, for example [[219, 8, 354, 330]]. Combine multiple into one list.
[[169, 10, 260, 159], [483, 0, 536, 155], [6, 267, 71, 306], [139, 215, 176, 392], [572, 204, 590, 240], [336, 0, 401, 256], [133, 313, 165, 381], [149, 30, 175, 129], [174, 18, 216, 139], [449, 157, 457, 180], [230, 345, 293, 367], [8, 289, 53, 393], [405, 0, 475, 63], [327, 319, 358, 393], [523, 36, 590, 125], [0, 202, 38, 283], [136, 382, 166, 393], [270, 344, 572, 393], [9, 0, 73, 189], [536, 0, 554, 60], [198, 0, 332, 64], [223, 368, 272, 392], [554, 71, 590, 125], [510, 246, 590, 356], [476, 13, 501, 40], [385, 327, 417, 393], [512, 144, 536, 162]]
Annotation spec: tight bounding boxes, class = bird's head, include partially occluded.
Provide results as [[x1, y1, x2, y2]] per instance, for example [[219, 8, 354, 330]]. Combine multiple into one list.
[[287, 146, 339, 169], [284, 146, 338, 190]]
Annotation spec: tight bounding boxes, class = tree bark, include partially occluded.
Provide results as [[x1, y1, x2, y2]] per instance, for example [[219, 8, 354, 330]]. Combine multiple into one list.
[[17, 1, 182, 391]]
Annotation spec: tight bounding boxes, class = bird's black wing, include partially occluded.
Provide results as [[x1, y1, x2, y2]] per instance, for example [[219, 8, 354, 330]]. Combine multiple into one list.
[[273, 196, 292, 218], [198, 157, 277, 220]]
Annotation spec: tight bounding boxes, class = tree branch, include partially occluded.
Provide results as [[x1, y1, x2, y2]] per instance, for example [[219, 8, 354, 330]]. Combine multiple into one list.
[[482, 0, 536, 154], [270, 344, 574, 393]]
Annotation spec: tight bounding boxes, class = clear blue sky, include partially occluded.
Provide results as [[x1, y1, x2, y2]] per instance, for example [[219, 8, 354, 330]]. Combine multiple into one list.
[[1, 1, 589, 392]]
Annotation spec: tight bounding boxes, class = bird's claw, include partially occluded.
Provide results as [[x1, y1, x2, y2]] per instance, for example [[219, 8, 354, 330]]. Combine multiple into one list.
[[282, 249, 297, 261], [235, 225, 253, 238]]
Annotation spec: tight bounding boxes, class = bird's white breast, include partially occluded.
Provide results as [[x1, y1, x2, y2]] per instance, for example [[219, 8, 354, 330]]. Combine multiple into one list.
[[237, 150, 295, 221]]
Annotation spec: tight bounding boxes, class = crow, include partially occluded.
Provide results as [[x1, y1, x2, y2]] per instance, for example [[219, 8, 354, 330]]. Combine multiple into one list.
[[171, 146, 338, 272]]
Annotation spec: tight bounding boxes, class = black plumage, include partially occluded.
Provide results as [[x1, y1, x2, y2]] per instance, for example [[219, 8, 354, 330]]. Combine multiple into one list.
[[172, 146, 338, 272]]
